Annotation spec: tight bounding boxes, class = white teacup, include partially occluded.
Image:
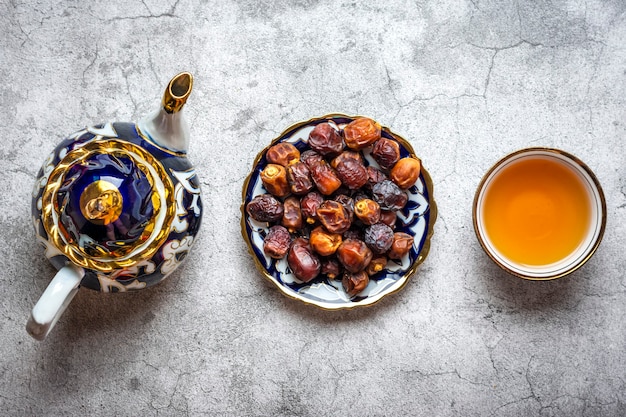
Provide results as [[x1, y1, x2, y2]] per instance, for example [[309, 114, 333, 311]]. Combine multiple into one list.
[[473, 148, 606, 280]]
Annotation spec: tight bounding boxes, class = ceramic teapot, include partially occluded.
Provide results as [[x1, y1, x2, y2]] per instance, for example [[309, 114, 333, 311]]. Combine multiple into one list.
[[27, 72, 202, 340]]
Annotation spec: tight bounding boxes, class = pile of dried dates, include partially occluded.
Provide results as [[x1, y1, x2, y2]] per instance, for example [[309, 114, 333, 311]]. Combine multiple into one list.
[[246, 117, 421, 298]]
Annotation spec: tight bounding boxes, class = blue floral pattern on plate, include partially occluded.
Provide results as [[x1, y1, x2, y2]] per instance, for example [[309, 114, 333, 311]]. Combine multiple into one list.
[[241, 114, 437, 309]]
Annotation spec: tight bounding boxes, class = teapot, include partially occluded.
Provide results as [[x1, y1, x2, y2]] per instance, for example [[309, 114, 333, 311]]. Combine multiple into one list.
[[27, 72, 202, 340]]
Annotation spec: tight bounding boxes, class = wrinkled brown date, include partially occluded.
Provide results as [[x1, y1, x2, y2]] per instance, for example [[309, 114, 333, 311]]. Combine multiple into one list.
[[366, 166, 388, 190], [246, 194, 284, 223], [309, 161, 342, 195], [371, 137, 401, 170], [260, 164, 290, 197], [334, 157, 368, 190], [342, 270, 370, 297], [316, 200, 351, 234], [343, 117, 381, 150], [263, 225, 291, 259], [354, 198, 381, 225], [388, 232, 414, 260], [309, 226, 343, 256], [372, 180, 408, 211], [281, 196, 303, 232], [308, 123, 344, 156], [300, 191, 324, 224], [336, 239, 373, 273], [287, 162, 314, 195], [390, 157, 421, 189], [364, 223, 394, 254], [266, 142, 300, 166], [287, 238, 321, 282], [301, 149, 324, 167]]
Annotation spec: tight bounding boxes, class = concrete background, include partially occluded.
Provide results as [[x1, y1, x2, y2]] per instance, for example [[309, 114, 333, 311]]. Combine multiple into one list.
[[1, 0, 625, 415]]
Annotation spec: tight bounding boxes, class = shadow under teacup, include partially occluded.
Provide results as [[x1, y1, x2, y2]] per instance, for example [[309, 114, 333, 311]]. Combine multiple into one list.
[[473, 148, 606, 280]]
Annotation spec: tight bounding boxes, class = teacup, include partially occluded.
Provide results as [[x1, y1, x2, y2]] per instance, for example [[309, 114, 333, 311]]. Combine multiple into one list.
[[473, 148, 606, 280]]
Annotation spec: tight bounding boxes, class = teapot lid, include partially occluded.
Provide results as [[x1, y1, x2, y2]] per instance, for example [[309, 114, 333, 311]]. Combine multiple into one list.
[[41, 139, 175, 272]]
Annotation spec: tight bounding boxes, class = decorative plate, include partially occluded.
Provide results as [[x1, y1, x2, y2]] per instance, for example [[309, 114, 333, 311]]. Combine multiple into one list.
[[241, 114, 437, 310]]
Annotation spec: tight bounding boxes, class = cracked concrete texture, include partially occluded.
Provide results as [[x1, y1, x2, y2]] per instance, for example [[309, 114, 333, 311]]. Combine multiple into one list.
[[1, 0, 625, 415]]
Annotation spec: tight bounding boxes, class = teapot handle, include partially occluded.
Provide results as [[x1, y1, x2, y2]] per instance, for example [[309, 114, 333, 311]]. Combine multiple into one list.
[[26, 265, 84, 341]]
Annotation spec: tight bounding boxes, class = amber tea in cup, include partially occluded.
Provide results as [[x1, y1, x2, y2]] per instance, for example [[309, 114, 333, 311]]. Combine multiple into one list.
[[473, 148, 606, 279]]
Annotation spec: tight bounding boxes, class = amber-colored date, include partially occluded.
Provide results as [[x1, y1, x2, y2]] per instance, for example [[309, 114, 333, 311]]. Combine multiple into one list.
[[260, 164, 290, 197], [342, 270, 370, 297], [391, 157, 421, 189], [354, 198, 381, 225], [336, 239, 373, 273], [343, 117, 381, 150], [388, 232, 414, 260], [266, 142, 300, 166], [309, 161, 342, 196], [309, 226, 343, 256], [316, 200, 351, 234]]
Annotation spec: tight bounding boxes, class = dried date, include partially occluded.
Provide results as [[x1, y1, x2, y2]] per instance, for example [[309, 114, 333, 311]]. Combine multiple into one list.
[[371, 137, 400, 170], [263, 225, 291, 259], [390, 157, 421, 189], [246, 194, 284, 223], [281, 196, 303, 232], [287, 238, 321, 282], [371, 180, 408, 211], [334, 157, 368, 190], [342, 270, 370, 297], [364, 223, 394, 254], [336, 239, 373, 273], [287, 162, 314, 195], [343, 117, 381, 150], [309, 226, 343, 256], [308, 123, 344, 156], [309, 161, 342, 195], [354, 198, 381, 225], [388, 232, 414, 260], [316, 200, 351, 234], [266, 142, 300, 166], [300, 191, 324, 224], [260, 164, 290, 197]]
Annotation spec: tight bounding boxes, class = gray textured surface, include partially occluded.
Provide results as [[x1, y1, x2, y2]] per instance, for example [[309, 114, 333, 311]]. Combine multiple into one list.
[[1, 0, 625, 416]]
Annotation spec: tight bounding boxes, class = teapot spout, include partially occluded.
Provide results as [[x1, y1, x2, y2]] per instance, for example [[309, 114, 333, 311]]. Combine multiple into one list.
[[138, 72, 193, 153]]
